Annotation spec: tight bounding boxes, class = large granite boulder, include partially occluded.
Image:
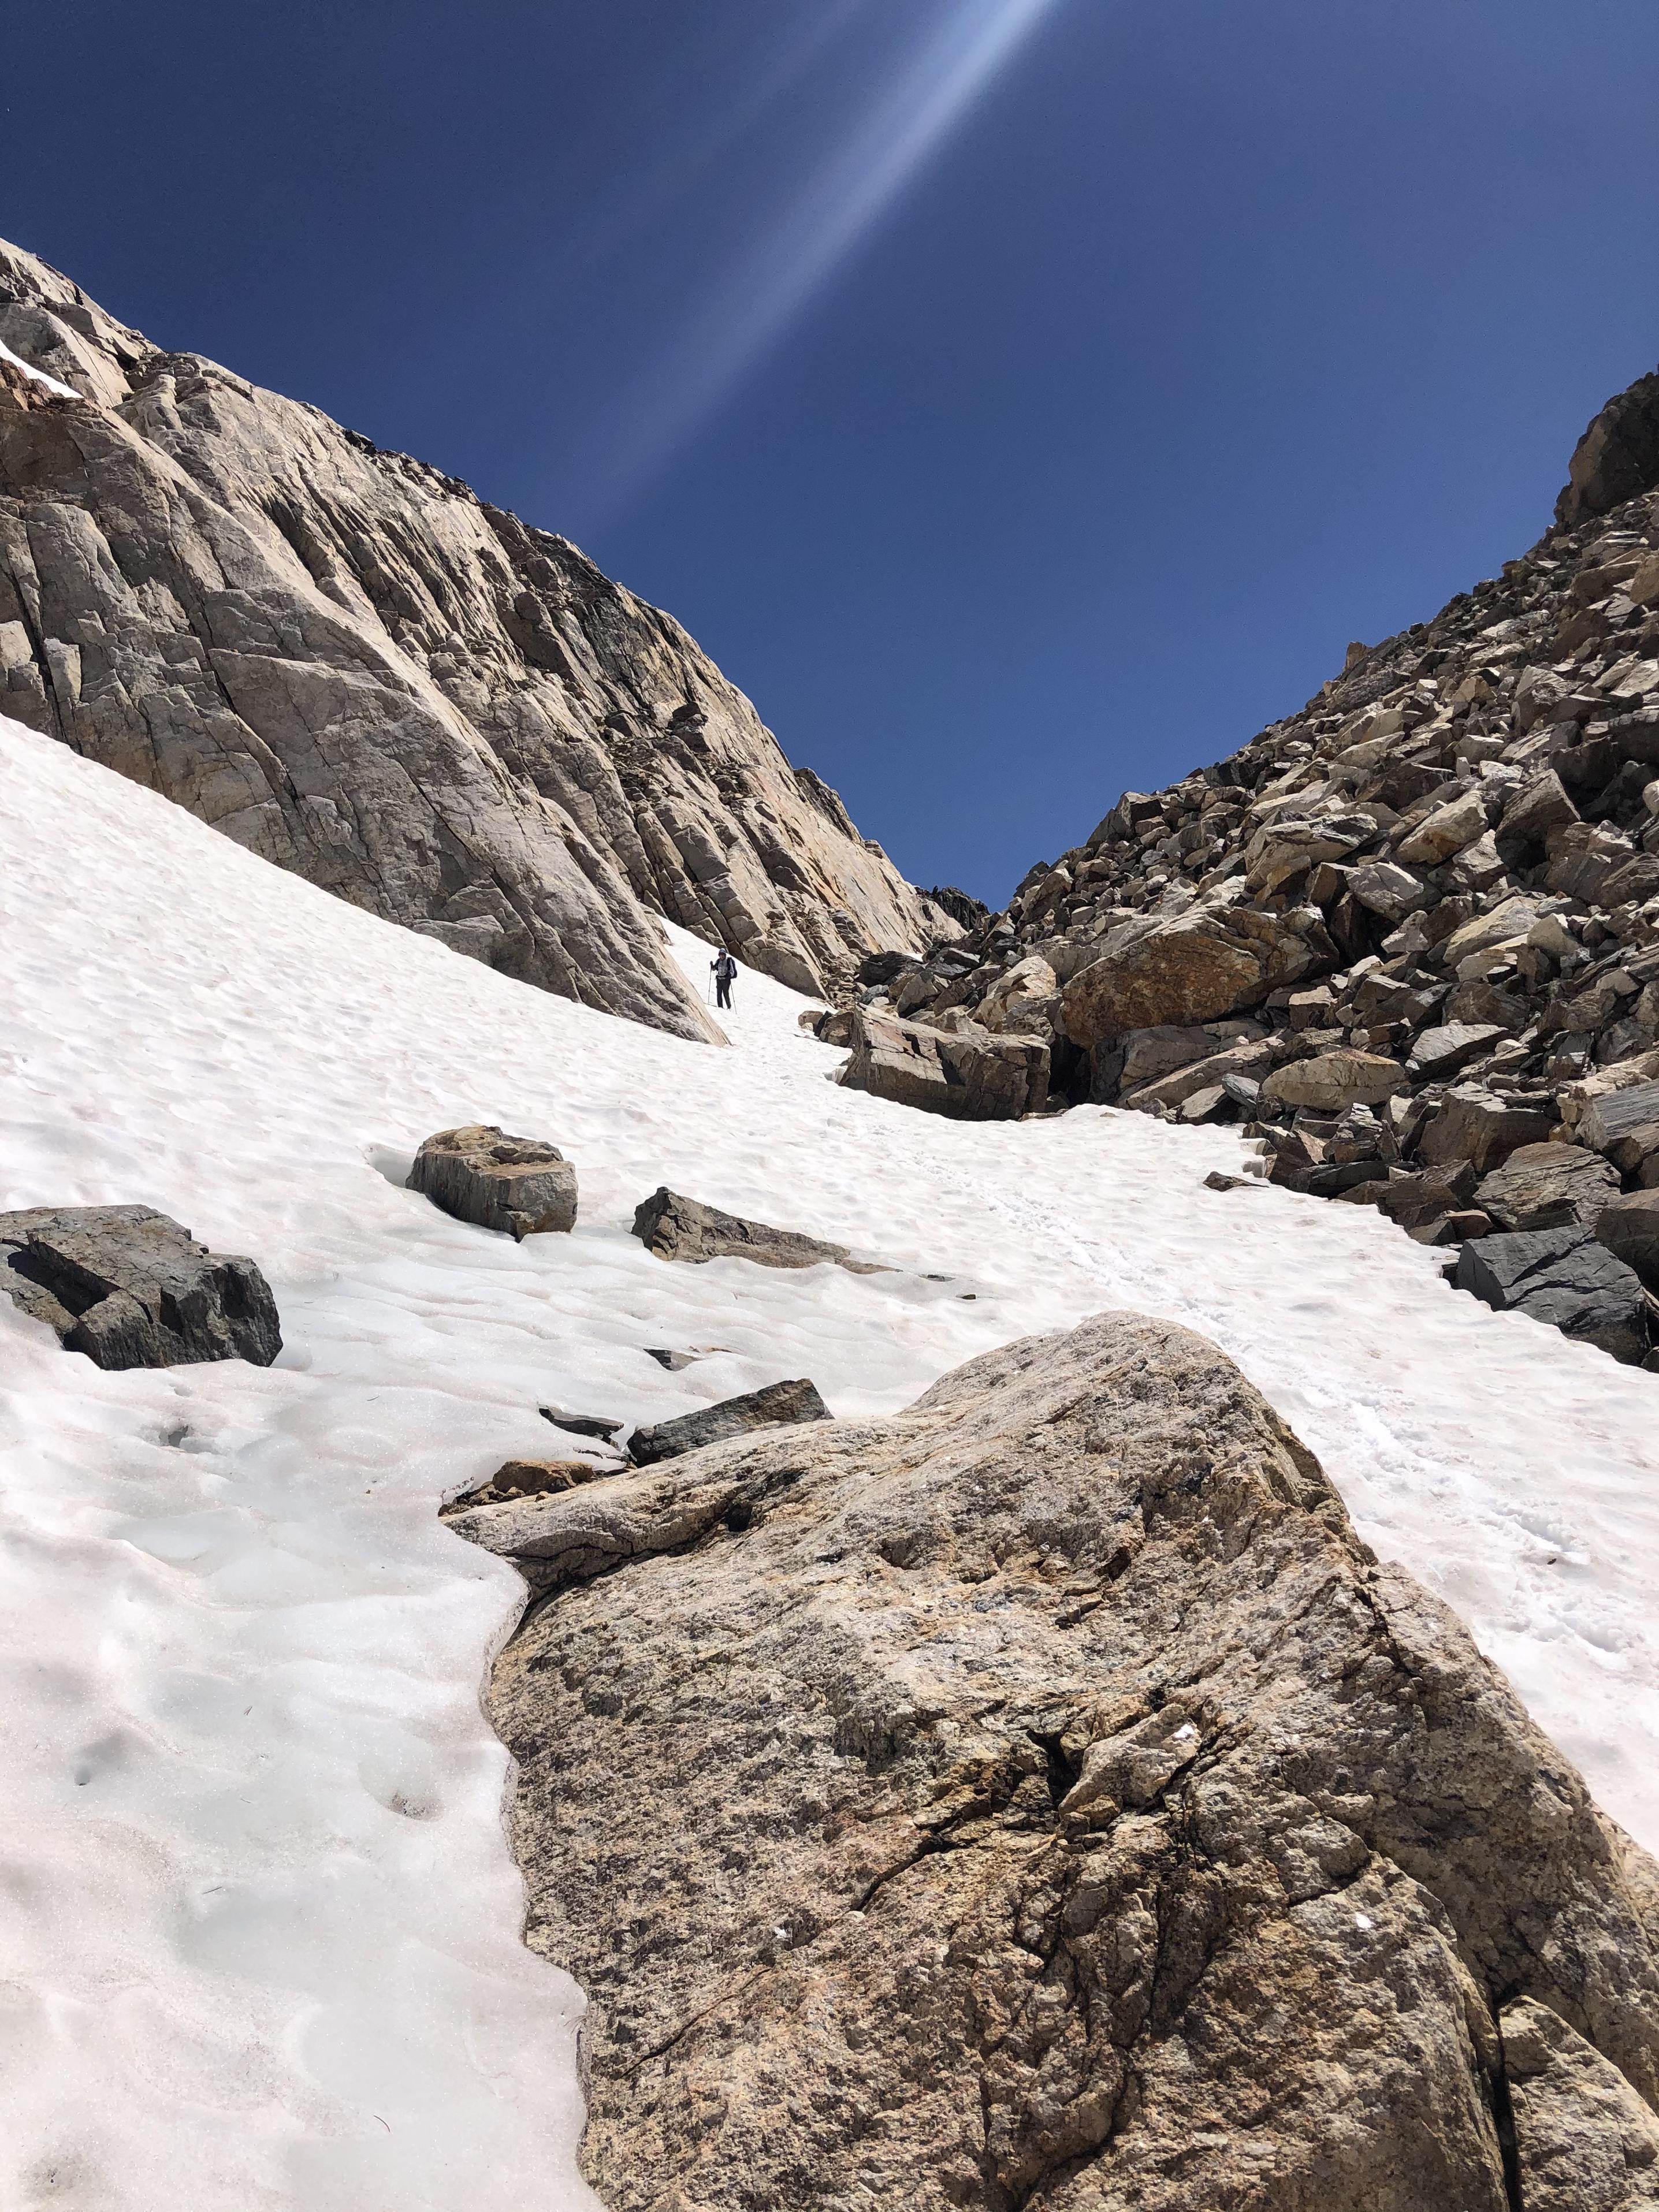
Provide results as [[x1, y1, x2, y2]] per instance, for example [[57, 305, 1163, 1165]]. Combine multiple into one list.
[[1061, 900, 1324, 1049], [409, 1125, 577, 1239], [465, 1314, 1659, 2210], [838, 1005, 1049, 1120], [1453, 1226, 1651, 1364], [0, 1204, 281, 1369], [1261, 1048, 1406, 1112]]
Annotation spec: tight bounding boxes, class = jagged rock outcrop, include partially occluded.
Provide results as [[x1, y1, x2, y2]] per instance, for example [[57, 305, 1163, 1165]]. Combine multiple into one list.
[[0, 238, 954, 1041], [0, 1203, 281, 1368], [466, 1313, 1659, 2209], [864, 359, 1659, 1357]]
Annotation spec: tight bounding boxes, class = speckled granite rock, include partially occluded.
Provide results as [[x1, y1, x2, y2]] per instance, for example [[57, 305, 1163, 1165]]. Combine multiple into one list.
[[466, 1312, 1659, 2210]]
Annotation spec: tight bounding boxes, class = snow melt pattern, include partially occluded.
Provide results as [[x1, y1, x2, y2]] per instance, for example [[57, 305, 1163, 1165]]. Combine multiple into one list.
[[1, 714, 1657, 2206]]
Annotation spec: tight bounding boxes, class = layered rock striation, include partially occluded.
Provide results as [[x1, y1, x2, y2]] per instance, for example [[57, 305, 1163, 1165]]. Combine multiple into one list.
[[470, 1313, 1659, 2209], [0, 238, 953, 1040]]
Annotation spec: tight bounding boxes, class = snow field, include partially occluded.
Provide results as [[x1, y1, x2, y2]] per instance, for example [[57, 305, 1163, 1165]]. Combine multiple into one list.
[[2, 714, 1658, 2206]]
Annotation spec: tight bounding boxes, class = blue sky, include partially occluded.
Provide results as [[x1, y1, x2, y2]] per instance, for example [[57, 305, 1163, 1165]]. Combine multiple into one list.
[[8, 1, 1658, 902]]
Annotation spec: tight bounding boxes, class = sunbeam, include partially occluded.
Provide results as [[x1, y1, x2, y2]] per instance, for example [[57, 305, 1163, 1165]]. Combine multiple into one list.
[[570, 0, 1065, 527]]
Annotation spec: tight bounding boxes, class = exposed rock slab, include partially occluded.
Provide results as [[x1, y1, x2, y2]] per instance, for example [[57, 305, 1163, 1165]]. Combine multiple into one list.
[[0, 1202, 280, 1368], [1475, 1142, 1620, 1232], [631, 1186, 880, 1271], [838, 1004, 1050, 1120], [408, 1124, 577, 1239], [0, 237, 952, 1038], [1597, 1189, 1659, 1291], [629, 1379, 830, 1468], [468, 1314, 1659, 2210], [1453, 1226, 1650, 1362]]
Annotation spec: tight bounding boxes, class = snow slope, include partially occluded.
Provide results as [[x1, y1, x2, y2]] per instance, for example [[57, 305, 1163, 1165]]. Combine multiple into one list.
[[2, 712, 1658, 2207]]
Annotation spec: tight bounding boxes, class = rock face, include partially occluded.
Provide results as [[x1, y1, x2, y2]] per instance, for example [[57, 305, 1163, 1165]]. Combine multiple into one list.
[[0, 1203, 281, 1368], [408, 1124, 578, 1239], [629, 1379, 830, 1468], [468, 1314, 1659, 2210], [838, 1003, 1050, 1120], [0, 239, 953, 1041], [630, 1186, 877, 1272]]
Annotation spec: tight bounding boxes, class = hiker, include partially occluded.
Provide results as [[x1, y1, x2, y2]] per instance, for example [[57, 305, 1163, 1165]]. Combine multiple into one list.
[[711, 950, 737, 1010]]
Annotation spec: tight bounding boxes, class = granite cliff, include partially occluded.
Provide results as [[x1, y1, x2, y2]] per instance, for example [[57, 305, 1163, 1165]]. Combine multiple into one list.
[[0, 238, 953, 1041]]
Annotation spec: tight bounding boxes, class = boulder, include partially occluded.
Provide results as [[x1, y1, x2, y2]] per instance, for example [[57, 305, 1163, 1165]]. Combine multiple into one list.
[[441, 1458, 607, 1515], [1442, 896, 1548, 971], [1407, 1022, 1506, 1081], [1378, 1163, 1479, 1232], [1501, 1993, 1659, 2211], [1061, 902, 1320, 1049], [977, 954, 1057, 1033], [1498, 771, 1580, 853], [0, 1204, 281, 1370], [1261, 1049, 1407, 1112], [1452, 1227, 1649, 1363], [855, 949, 921, 988], [1419, 1086, 1558, 1174], [1396, 788, 1488, 864], [1127, 1042, 1274, 1114], [838, 1007, 1048, 1121], [629, 1379, 830, 1468], [1347, 858, 1434, 922], [1474, 1144, 1621, 1233], [631, 1188, 876, 1272], [466, 1313, 1659, 2211], [1244, 811, 1379, 892], [409, 1124, 576, 1239], [1594, 1189, 1659, 1291], [1578, 1080, 1659, 1175]]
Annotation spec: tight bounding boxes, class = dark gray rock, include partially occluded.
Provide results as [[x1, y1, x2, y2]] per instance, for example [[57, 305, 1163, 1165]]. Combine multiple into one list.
[[1407, 1022, 1505, 1080], [1474, 1143, 1621, 1232], [629, 1379, 830, 1468], [409, 1124, 576, 1239], [1594, 1189, 1659, 1292], [0, 1204, 281, 1369], [540, 1407, 624, 1442], [1453, 1226, 1650, 1363], [631, 1187, 881, 1272], [855, 949, 921, 988]]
